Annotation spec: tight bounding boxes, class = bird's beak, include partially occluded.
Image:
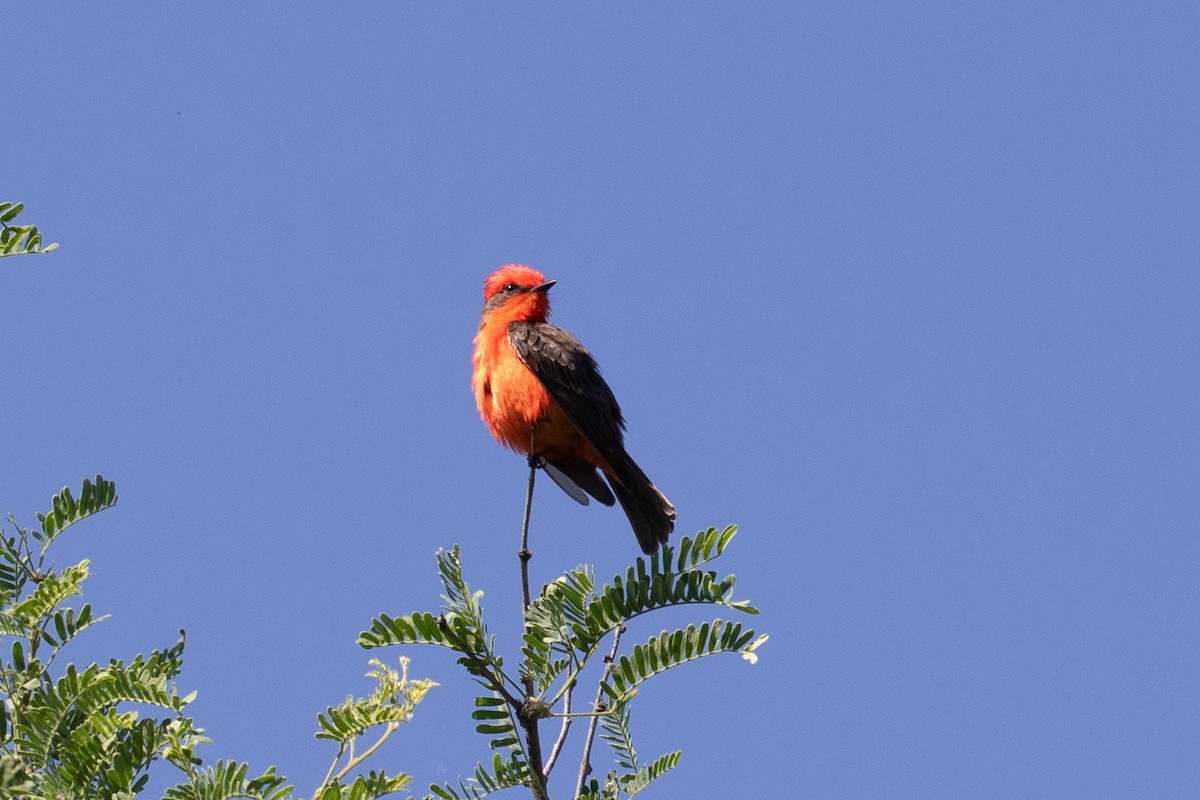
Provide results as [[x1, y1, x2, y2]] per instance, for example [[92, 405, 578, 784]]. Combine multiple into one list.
[[531, 280, 556, 293]]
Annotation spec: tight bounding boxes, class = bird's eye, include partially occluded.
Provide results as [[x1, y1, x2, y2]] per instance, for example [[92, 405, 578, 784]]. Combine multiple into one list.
[[503, 283, 519, 293]]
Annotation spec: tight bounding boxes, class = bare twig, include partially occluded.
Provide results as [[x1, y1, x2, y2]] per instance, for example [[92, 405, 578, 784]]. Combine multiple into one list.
[[317, 742, 346, 796], [313, 723, 401, 800], [543, 659, 575, 777], [520, 428, 538, 612], [334, 723, 398, 779], [575, 625, 625, 799], [519, 425, 549, 800]]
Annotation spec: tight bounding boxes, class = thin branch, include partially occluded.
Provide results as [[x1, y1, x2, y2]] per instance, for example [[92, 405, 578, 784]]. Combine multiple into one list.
[[543, 660, 575, 777], [311, 721, 402, 800], [520, 427, 538, 612], [334, 722, 398, 781], [316, 742, 347, 798], [546, 636, 601, 708], [517, 425, 550, 800], [575, 625, 625, 799]]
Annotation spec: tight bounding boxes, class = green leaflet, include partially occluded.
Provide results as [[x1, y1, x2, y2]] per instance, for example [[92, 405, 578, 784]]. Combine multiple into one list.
[[16, 636, 193, 774], [10, 561, 89, 624], [0, 200, 58, 257], [425, 753, 529, 800], [341, 771, 414, 800], [163, 761, 292, 800], [35, 476, 117, 544], [0, 754, 34, 795], [602, 619, 768, 703], [316, 658, 436, 743], [471, 695, 520, 751], [622, 751, 682, 798], [521, 527, 760, 703]]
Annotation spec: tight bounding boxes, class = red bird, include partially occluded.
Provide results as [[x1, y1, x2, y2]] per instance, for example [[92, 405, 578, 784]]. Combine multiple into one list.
[[472, 265, 676, 553]]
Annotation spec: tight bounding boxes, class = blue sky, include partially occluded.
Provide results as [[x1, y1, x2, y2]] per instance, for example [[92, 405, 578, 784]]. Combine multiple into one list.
[[5, 4, 1199, 798]]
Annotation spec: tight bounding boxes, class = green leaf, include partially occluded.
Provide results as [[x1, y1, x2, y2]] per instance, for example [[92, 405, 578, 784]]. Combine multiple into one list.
[[578, 771, 622, 800], [16, 633, 192, 774], [340, 770, 413, 800], [164, 761, 292, 800], [623, 750, 682, 797], [0, 754, 35, 796], [36, 476, 118, 544], [0, 223, 55, 258], [0, 202, 57, 257], [520, 527, 757, 698], [575, 527, 755, 647], [468, 693, 520, 751], [434, 547, 497, 660], [598, 700, 638, 772], [1, 229, 21, 254], [423, 753, 529, 800], [362, 547, 511, 691], [470, 696, 508, 718], [315, 658, 434, 743], [358, 611, 451, 649], [601, 619, 767, 703], [0, 202, 23, 222], [11, 561, 89, 624], [42, 604, 107, 649]]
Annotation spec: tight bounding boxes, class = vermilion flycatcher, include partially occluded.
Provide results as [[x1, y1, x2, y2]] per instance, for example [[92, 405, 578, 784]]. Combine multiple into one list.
[[472, 265, 676, 553]]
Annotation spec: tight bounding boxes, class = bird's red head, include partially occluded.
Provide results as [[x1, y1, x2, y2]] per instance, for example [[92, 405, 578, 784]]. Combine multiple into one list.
[[480, 264, 555, 324]]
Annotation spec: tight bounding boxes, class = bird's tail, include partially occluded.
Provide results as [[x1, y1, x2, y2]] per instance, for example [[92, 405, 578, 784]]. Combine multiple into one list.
[[608, 454, 676, 554]]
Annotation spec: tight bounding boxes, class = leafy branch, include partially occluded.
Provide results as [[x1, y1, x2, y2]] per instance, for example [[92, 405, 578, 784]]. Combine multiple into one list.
[[314, 658, 435, 800], [2, 477, 432, 800], [361, 526, 767, 799]]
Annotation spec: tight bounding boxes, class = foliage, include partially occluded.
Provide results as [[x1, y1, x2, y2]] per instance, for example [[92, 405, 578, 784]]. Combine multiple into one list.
[[0, 202, 58, 258], [361, 526, 767, 799], [1, 477, 430, 800]]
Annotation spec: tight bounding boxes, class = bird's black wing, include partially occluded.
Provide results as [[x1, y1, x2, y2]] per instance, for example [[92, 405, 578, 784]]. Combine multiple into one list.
[[507, 321, 627, 462], [510, 320, 675, 554]]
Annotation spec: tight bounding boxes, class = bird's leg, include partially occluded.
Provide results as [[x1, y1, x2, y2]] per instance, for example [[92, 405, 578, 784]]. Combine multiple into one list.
[[527, 422, 546, 470]]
